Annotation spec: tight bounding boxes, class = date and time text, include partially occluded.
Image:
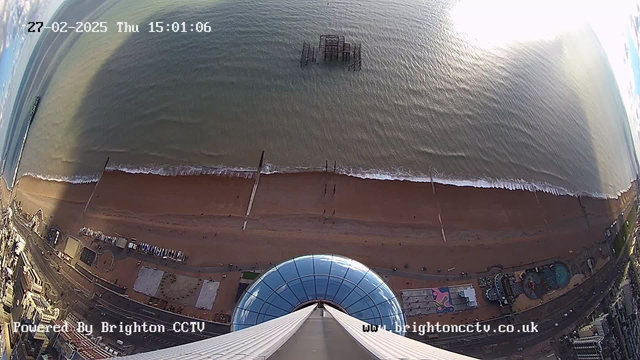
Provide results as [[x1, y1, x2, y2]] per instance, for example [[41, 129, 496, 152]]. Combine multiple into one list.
[[27, 21, 213, 33]]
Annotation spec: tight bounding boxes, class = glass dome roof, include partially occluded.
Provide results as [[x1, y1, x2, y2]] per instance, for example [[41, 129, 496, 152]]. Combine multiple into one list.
[[231, 254, 406, 335]]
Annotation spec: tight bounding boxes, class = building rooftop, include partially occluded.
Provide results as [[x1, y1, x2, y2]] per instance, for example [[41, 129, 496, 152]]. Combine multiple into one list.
[[115, 304, 474, 360], [56, 318, 114, 359], [231, 254, 406, 335], [571, 335, 605, 344]]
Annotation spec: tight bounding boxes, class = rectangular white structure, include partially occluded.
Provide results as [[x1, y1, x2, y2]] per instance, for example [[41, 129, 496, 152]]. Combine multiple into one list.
[[133, 266, 164, 297], [196, 279, 220, 310]]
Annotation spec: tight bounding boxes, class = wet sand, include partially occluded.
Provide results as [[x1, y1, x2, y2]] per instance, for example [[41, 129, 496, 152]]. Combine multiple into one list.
[[87, 171, 254, 217]]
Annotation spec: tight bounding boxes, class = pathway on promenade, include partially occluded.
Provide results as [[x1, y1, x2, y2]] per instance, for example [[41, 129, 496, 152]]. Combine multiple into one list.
[[127, 247, 581, 283], [13, 201, 611, 300]]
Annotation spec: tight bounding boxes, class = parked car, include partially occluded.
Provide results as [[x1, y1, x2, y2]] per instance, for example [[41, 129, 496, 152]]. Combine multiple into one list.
[[48, 228, 61, 245]]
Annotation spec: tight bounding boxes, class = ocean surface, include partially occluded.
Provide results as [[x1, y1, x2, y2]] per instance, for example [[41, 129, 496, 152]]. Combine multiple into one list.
[[0, 0, 64, 173], [5, 0, 640, 198]]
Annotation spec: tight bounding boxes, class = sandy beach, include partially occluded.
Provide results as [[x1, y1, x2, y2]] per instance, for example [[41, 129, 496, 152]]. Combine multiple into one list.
[[11, 171, 635, 270], [6, 171, 636, 325]]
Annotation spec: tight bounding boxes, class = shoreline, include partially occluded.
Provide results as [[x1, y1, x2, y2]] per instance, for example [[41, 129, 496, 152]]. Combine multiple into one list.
[[19, 162, 635, 199], [10, 170, 636, 241], [10, 169, 637, 268]]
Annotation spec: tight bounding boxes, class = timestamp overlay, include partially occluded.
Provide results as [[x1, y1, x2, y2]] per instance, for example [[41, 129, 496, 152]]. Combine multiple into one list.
[[27, 21, 213, 33]]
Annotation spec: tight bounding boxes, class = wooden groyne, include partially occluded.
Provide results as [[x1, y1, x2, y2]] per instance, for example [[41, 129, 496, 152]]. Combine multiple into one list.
[[243, 151, 265, 230], [84, 157, 110, 215]]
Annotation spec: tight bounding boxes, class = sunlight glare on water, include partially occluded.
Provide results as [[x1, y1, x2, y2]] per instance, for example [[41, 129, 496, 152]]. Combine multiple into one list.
[[450, 0, 603, 48]]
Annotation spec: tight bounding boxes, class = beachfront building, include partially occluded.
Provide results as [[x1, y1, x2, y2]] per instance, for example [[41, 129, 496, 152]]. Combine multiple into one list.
[[49, 314, 115, 360], [0, 323, 13, 360], [401, 284, 479, 317], [571, 336, 606, 360], [19, 253, 42, 295], [11, 253, 43, 325], [12, 252, 43, 301], [609, 276, 640, 360], [590, 314, 610, 337], [12, 291, 59, 359], [26, 209, 44, 238]]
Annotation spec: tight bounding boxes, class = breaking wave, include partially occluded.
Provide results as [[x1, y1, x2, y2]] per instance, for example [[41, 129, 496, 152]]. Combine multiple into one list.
[[340, 168, 626, 199], [21, 172, 100, 184], [261, 163, 626, 199], [104, 164, 256, 178], [20, 162, 630, 199]]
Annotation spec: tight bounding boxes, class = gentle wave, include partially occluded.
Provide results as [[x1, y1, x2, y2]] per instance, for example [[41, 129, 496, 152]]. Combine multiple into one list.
[[262, 164, 623, 199], [21, 162, 631, 199], [21, 172, 101, 184], [104, 164, 256, 178], [342, 169, 628, 199]]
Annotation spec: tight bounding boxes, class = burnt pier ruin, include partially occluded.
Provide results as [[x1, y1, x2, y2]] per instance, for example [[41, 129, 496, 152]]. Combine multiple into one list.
[[300, 35, 362, 71]]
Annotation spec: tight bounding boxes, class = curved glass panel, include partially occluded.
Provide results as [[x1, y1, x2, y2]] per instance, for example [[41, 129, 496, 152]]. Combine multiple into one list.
[[231, 254, 406, 335]]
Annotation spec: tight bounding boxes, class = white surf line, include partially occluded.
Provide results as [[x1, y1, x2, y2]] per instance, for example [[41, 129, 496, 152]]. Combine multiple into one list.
[[243, 151, 265, 230], [431, 174, 447, 242]]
